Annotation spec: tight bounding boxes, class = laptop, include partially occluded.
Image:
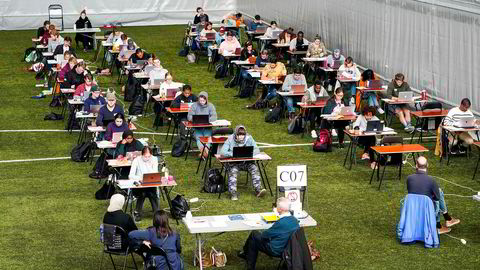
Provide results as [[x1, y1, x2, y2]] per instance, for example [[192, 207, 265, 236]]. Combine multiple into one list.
[[192, 114, 209, 124], [89, 104, 103, 114], [291, 84, 305, 93], [234, 47, 242, 55], [126, 151, 141, 161], [152, 78, 164, 86], [205, 32, 215, 40], [144, 65, 155, 74], [142, 172, 162, 184], [366, 120, 384, 133], [367, 80, 383, 89], [112, 132, 123, 143], [271, 30, 282, 39], [255, 26, 267, 33], [136, 60, 147, 67], [166, 88, 178, 98], [397, 91, 414, 101], [316, 96, 329, 103], [453, 116, 475, 128], [233, 146, 254, 158], [331, 60, 342, 69], [340, 106, 355, 116]]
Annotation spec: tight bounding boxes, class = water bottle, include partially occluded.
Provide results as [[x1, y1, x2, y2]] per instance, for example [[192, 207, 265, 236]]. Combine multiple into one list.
[[73, 24, 76, 31], [99, 224, 104, 242]]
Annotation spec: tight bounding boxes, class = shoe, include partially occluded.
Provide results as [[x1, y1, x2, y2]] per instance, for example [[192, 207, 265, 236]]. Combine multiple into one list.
[[331, 129, 337, 137], [377, 108, 384, 114], [370, 162, 377, 170], [361, 153, 370, 160], [458, 147, 466, 154], [328, 85, 332, 92], [134, 212, 142, 223], [237, 251, 247, 261], [438, 226, 451, 235], [338, 143, 345, 149], [208, 56, 212, 62], [231, 192, 238, 201], [350, 97, 355, 105], [446, 218, 460, 227], [256, 188, 267, 198], [311, 130, 317, 138], [404, 125, 414, 133]]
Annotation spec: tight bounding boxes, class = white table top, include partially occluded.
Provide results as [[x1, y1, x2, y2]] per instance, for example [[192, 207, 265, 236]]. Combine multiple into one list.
[[259, 79, 282, 85], [76, 112, 96, 118], [68, 99, 84, 105], [47, 59, 58, 65], [88, 126, 105, 132], [61, 89, 75, 94], [381, 97, 424, 104], [134, 72, 149, 79], [272, 43, 290, 48], [116, 179, 177, 189], [107, 159, 132, 167], [96, 140, 117, 149], [442, 125, 480, 132], [183, 212, 317, 234], [60, 27, 101, 33], [42, 52, 53, 57], [277, 91, 305, 96], [302, 57, 327, 62], [231, 60, 253, 65], [102, 41, 113, 47], [36, 44, 47, 49]]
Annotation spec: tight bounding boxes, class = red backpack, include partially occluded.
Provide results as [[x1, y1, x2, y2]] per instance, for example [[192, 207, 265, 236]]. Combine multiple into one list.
[[313, 129, 332, 152]]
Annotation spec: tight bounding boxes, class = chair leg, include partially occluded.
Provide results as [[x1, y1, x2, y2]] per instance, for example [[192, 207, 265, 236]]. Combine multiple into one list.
[[131, 252, 138, 270], [121, 253, 128, 270], [109, 254, 117, 270]]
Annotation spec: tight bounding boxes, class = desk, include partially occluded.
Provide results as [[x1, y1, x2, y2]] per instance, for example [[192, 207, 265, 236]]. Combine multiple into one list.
[[381, 98, 425, 126], [370, 144, 428, 189], [298, 101, 327, 136], [197, 136, 228, 178], [440, 125, 480, 165], [183, 120, 231, 160], [276, 91, 305, 97], [410, 110, 449, 143], [183, 211, 317, 270], [343, 129, 397, 170], [165, 107, 189, 143]]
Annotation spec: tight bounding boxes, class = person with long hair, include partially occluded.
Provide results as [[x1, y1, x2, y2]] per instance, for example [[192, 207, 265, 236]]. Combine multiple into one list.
[[129, 210, 184, 270], [321, 87, 350, 148]]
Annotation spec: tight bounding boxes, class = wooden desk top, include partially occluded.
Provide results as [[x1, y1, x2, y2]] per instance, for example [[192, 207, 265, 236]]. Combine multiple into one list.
[[199, 136, 228, 144], [272, 43, 290, 48], [371, 144, 429, 154], [344, 129, 397, 137], [182, 121, 230, 128], [167, 107, 189, 113], [215, 152, 271, 162], [153, 96, 175, 102], [287, 50, 307, 55], [411, 110, 449, 118], [298, 101, 327, 108], [277, 91, 305, 96]]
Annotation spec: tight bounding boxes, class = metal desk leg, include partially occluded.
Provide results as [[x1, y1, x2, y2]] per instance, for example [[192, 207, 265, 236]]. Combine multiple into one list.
[[196, 234, 203, 270], [257, 161, 273, 196], [184, 129, 194, 161], [473, 150, 480, 180], [369, 152, 379, 185], [343, 134, 353, 167]]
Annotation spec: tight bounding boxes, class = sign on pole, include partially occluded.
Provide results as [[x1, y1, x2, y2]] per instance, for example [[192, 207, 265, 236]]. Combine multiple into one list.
[[277, 165, 307, 187]]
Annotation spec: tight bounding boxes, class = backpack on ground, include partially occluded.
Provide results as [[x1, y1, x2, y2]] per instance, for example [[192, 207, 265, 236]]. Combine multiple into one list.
[[124, 74, 140, 102], [44, 112, 64, 120], [313, 129, 332, 152], [178, 45, 189, 57], [265, 106, 282, 123], [90, 152, 109, 179], [71, 142, 93, 162], [95, 183, 115, 200], [49, 97, 62, 107], [170, 194, 190, 219], [171, 137, 187, 157], [288, 115, 305, 134], [203, 168, 225, 193], [24, 47, 40, 63], [237, 80, 255, 98], [215, 63, 228, 79], [128, 94, 146, 115]]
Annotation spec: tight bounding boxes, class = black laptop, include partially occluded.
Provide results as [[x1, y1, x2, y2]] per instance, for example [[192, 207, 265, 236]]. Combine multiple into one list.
[[192, 114, 209, 124], [233, 146, 254, 158], [366, 120, 384, 133]]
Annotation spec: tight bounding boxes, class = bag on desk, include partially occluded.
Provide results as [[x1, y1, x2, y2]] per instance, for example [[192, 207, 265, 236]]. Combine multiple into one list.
[[71, 142, 93, 162], [170, 194, 190, 219], [203, 168, 225, 193]]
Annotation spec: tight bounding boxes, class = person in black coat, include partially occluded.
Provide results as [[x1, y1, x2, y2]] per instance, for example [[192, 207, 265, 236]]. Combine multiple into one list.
[[193, 7, 209, 24], [37, 20, 50, 38], [75, 10, 94, 50], [53, 36, 77, 57], [321, 87, 350, 148], [63, 62, 86, 88], [171, 85, 198, 108], [103, 194, 138, 234]]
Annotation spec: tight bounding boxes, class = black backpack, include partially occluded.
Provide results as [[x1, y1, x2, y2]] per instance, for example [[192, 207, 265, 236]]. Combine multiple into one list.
[[24, 47, 40, 63], [128, 94, 145, 115], [178, 45, 189, 57], [265, 106, 282, 123], [71, 142, 93, 162], [171, 137, 187, 157], [95, 183, 115, 200], [288, 115, 305, 134], [124, 75, 140, 102], [170, 195, 190, 219], [237, 80, 255, 98], [203, 168, 225, 193], [215, 63, 228, 79], [44, 112, 64, 120]]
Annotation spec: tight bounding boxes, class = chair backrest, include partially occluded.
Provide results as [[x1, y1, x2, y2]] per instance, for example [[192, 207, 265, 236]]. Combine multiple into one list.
[[101, 224, 129, 252], [421, 101, 442, 111], [282, 227, 313, 269], [381, 136, 403, 145], [380, 136, 403, 165], [140, 245, 173, 270]]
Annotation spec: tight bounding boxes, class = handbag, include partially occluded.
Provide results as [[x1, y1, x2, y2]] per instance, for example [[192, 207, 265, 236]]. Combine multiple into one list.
[[210, 246, 227, 267]]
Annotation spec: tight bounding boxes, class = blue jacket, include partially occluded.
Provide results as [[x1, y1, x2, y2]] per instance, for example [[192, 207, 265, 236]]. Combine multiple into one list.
[[262, 215, 299, 256], [96, 105, 124, 127], [396, 194, 439, 248], [129, 228, 184, 270], [220, 133, 260, 157]]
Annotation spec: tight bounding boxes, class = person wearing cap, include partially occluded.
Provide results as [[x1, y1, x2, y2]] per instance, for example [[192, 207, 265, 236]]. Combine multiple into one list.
[[103, 194, 138, 234], [74, 73, 97, 97], [83, 85, 106, 112], [96, 91, 124, 127], [220, 125, 266, 200], [187, 91, 217, 158]]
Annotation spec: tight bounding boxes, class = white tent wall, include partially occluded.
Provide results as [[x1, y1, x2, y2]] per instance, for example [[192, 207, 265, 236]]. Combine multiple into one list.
[[237, 0, 480, 112], [0, 0, 235, 30]]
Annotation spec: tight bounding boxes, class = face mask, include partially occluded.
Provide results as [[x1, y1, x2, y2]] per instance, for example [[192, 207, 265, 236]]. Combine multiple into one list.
[[199, 99, 207, 105], [236, 135, 245, 142], [142, 156, 151, 162], [81, 14, 86, 19]]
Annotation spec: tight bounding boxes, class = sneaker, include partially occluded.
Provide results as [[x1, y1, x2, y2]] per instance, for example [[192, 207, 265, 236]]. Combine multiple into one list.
[[231, 192, 238, 201], [438, 226, 451, 235], [446, 218, 460, 227], [338, 143, 345, 149], [361, 153, 370, 160], [208, 56, 212, 63], [311, 130, 317, 138], [370, 162, 377, 170], [256, 188, 267, 198], [134, 212, 142, 223], [377, 108, 384, 114], [331, 129, 337, 137], [328, 85, 332, 92]]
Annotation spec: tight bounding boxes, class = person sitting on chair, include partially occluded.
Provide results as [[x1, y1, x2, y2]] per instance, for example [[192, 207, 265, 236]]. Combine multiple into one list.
[[75, 9, 94, 51], [96, 91, 124, 127], [303, 80, 329, 131], [281, 67, 308, 120], [385, 73, 414, 132], [352, 106, 379, 168], [129, 146, 160, 222], [53, 36, 76, 57], [37, 20, 50, 39], [187, 91, 217, 159], [104, 113, 129, 142], [83, 86, 106, 113], [129, 210, 184, 270], [238, 197, 299, 270], [115, 130, 144, 158], [171, 84, 198, 108], [220, 125, 267, 201], [407, 156, 460, 234], [321, 87, 349, 148], [103, 194, 138, 234], [194, 7, 209, 24]]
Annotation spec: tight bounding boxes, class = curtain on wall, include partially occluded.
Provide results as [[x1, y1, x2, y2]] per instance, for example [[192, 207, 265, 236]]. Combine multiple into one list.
[[237, 0, 480, 111]]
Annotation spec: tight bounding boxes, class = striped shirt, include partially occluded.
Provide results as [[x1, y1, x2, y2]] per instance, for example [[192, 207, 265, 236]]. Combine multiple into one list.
[[443, 107, 474, 126]]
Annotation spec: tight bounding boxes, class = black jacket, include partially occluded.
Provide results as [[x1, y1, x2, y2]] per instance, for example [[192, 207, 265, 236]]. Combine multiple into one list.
[[283, 228, 313, 270], [53, 44, 77, 57], [323, 97, 347, 114], [171, 94, 198, 108], [240, 48, 257, 61], [194, 14, 209, 24], [64, 67, 85, 88], [103, 210, 138, 234], [75, 16, 92, 29]]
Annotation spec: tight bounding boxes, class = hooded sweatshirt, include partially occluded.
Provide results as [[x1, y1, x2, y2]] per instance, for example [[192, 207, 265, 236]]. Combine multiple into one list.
[[187, 91, 217, 122], [220, 125, 260, 157]]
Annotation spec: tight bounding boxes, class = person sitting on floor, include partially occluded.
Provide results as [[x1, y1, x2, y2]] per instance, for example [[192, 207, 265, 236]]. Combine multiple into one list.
[[129, 210, 184, 270], [220, 125, 267, 200], [303, 80, 329, 131], [385, 73, 414, 132], [352, 106, 379, 168], [407, 156, 460, 234], [194, 7, 209, 24], [129, 146, 160, 222], [237, 197, 299, 270], [103, 194, 138, 234], [281, 67, 308, 119], [74, 73, 97, 97], [105, 113, 129, 142], [321, 87, 350, 148], [96, 91, 124, 127], [442, 98, 480, 154], [83, 86, 106, 113], [187, 91, 217, 159]]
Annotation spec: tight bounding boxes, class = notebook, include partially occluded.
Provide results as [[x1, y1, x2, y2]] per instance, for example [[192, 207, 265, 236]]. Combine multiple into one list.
[[234, 47, 242, 55], [232, 146, 254, 158], [261, 214, 279, 223], [192, 114, 209, 124], [291, 84, 305, 93], [142, 172, 162, 184]]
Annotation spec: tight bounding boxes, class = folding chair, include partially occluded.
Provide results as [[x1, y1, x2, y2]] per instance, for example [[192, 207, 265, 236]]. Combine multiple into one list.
[[99, 224, 138, 270]]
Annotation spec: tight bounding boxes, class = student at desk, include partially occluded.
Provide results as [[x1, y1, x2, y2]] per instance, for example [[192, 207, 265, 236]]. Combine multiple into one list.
[[187, 91, 217, 159], [58, 56, 76, 81], [303, 80, 329, 131], [53, 36, 76, 57], [103, 194, 138, 234], [230, 41, 257, 88], [47, 29, 64, 53], [194, 7, 209, 24], [337, 57, 361, 105], [37, 20, 50, 39], [128, 48, 150, 66], [83, 86, 105, 112], [115, 130, 144, 158], [259, 21, 278, 51], [281, 67, 307, 119], [39, 24, 55, 46], [325, 49, 345, 92], [74, 73, 97, 97], [129, 146, 160, 222], [357, 69, 384, 114], [171, 85, 198, 108], [220, 125, 267, 200], [148, 59, 168, 84], [106, 29, 124, 44], [261, 56, 287, 101], [385, 73, 414, 132], [199, 22, 217, 61], [96, 91, 125, 127], [105, 113, 129, 142], [75, 9, 94, 51], [352, 106, 379, 167], [218, 31, 240, 56], [321, 87, 350, 148], [64, 61, 87, 88], [223, 12, 244, 37], [306, 35, 327, 80], [289, 31, 309, 52], [443, 98, 479, 153], [248, 15, 263, 31], [278, 28, 295, 44]]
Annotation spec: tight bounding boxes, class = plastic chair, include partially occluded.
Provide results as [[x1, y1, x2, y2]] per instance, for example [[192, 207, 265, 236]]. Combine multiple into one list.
[[99, 224, 138, 270]]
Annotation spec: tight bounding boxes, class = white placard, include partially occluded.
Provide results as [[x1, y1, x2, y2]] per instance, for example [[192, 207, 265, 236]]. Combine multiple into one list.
[[277, 165, 307, 187]]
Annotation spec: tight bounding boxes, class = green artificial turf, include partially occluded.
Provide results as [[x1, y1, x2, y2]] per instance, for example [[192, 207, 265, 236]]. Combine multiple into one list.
[[1, 25, 480, 270]]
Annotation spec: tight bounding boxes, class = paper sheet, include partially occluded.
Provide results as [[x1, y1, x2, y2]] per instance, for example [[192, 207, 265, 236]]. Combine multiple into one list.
[[187, 220, 210, 228], [210, 221, 227, 228], [214, 216, 230, 222], [243, 214, 262, 221], [243, 220, 263, 227]]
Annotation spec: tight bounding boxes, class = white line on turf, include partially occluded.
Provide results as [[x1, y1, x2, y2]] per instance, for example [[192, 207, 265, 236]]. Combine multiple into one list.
[[0, 130, 172, 136]]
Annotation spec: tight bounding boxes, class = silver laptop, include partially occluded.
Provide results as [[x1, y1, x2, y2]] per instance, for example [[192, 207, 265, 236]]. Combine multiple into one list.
[[144, 65, 155, 74], [397, 91, 413, 101], [340, 106, 355, 116], [271, 30, 282, 39], [153, 79, 164, 86], [453, 116, 475, 128]]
